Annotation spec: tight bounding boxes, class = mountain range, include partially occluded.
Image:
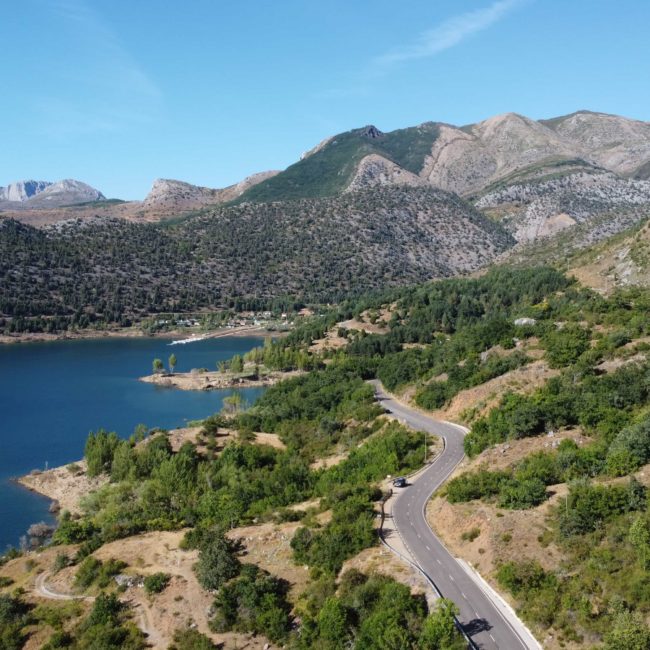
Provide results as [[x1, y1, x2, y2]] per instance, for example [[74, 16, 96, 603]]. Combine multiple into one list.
[[2, 109, 650, 332], [3, 109, 650, 238]]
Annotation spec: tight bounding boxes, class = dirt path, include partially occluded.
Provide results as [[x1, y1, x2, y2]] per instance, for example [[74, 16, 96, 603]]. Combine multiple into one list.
[[34, 571, 94, 602]]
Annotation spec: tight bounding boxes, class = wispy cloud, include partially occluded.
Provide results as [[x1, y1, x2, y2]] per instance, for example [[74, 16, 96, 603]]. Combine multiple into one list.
[[34, 0, 163, 138], [374, 0, 523, 68]]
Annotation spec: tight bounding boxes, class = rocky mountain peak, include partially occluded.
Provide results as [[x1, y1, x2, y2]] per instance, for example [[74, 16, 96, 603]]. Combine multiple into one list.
[[360, 125, 384, 139]]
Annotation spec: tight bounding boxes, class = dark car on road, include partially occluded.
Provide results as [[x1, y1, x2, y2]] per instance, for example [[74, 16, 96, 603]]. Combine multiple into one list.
[[392, 477, 407, 488]]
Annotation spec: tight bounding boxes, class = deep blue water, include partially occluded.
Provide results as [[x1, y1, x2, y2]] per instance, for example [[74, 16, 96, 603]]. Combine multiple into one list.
[[0, 336, 264, 551]]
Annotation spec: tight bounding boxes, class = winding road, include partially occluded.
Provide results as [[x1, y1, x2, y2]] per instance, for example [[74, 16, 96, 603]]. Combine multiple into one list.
[[371, 381, 539, 650]]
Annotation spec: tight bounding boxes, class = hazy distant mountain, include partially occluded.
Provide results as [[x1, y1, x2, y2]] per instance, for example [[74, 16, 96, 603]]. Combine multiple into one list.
[[0, 179, 104, 209], [0, 172, 279, 226], [0, 180, 52, 202]]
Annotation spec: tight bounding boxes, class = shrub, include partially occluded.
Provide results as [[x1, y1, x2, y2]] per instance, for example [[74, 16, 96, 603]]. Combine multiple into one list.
[[498, 478, 548, 509], [74, 557, 126, 590], [52, 553, 71, 573], [543, 324, 591, 368], [143, 572, 171, 595], [461, 527, 481, 542], [169, 627, 218, 650], [291, 491, 377, 574], [210, 565, 291, 643], [446, 469, 510, 503], [607, 416, 650, 476]]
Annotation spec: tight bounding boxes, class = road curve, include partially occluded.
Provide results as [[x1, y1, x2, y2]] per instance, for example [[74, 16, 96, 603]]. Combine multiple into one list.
[[371, 380, 535, 650]]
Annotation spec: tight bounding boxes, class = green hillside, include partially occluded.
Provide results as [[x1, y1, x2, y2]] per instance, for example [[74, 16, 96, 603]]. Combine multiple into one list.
[[237, 122, 439, 203]]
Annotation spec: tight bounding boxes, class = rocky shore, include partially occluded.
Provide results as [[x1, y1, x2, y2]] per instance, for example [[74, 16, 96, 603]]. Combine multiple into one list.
[[140, 368, 302, 391]]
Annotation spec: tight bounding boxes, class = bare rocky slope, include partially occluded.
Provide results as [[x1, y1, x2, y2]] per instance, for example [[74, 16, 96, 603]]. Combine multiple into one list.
[[476, 168, 650, 243]]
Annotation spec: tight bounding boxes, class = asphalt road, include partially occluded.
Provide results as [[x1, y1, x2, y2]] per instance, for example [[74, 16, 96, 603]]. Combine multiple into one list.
[[371, 380, 533, 650]]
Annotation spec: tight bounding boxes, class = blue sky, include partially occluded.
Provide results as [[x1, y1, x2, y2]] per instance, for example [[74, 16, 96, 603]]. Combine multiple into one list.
[[2, 0, 649, 199]]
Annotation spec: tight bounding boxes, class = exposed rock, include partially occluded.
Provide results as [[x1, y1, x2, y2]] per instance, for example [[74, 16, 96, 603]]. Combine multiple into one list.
[[346, 154, 426, 191], [142, 172, 280, 211], [476, 170, 650, 243], [421, 114, 576, 196], [143, 178, 219, 209], [361, 125, 384, 139]]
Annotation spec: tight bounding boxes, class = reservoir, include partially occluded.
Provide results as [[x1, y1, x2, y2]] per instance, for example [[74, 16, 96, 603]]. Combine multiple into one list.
[[0, 335, 265, 551]]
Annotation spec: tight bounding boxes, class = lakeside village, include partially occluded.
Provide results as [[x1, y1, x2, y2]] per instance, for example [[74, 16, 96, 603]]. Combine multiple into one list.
[[148, 307, 315, 336]]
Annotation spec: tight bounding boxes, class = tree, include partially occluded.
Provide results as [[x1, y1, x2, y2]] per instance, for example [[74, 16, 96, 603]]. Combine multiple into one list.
[[168, 353, 177, 374], [84, 429, 120, 477], [153, 358, 164, 374], [223, 392, 243, 415], [316, 597, 350, 649], [629, 516, 650, 569], [230, 354, 244, 373], [419, 599, 464, 649], [194, 530, 241, 591], [604, 605, 650, 650]]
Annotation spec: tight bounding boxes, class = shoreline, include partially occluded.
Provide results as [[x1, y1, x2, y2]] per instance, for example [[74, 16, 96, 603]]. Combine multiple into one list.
[[0, 324, 282, 346], [16, 459, 108, 516], [140, 368, 302, 391]]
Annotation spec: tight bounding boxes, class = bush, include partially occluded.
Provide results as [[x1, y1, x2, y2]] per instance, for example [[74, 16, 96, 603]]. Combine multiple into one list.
[[498, 478, 548, 509], [52, 553, 71, 573], [291, 491, 377, 574], [558, 478, 646, 538], [169, 627, 218, 650], [74, 557, 126, 590], [461, 527, 481, 542], [607, 415, 650, 476], [543, 324, 591, 368], [0, 593, 30, 650], [143, 572, 171, 595], [210, 565, 291, 643], [446, 468, 510, 502]]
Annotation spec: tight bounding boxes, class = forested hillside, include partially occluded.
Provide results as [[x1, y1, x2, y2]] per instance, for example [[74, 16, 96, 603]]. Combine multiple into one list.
[[4, 266, 650, 648], [0, 187, 512, 334]]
